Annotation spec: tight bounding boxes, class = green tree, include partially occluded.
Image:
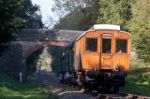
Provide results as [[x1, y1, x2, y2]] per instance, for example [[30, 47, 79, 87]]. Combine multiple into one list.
[[53, 0, 97, 16], [53, 0, 99, 30], [0, 0, 24, 45], [17, 0, 43, 29], [0, 0, 43, 54], [97, 0, 133, 30], [128, 0, 150, 62]]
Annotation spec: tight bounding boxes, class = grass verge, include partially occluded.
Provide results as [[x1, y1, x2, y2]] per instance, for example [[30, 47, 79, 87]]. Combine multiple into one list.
[[121, 60, 150, 96], [0, 71, 57, 99]]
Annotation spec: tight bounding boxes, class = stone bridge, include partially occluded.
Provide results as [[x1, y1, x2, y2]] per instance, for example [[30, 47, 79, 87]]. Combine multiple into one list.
[[0, 29, 83, 81]]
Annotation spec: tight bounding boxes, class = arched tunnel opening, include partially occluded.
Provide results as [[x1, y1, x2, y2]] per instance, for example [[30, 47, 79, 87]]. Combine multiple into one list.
[[26, 46, 64, 77]]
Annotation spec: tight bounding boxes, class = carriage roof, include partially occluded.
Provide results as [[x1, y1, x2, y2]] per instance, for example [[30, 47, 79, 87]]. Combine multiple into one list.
[[76, 24, 130, 41], [89, 24, 120, 31]]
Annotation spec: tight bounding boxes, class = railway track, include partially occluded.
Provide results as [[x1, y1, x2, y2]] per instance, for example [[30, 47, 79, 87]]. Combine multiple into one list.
[[36, 71, 150, 99], [95, 92, 150, 99]]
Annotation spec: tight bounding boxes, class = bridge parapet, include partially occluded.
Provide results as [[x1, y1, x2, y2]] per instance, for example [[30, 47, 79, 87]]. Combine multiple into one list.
[[17, 29, 83, 42], [17, 29, 83, 59]]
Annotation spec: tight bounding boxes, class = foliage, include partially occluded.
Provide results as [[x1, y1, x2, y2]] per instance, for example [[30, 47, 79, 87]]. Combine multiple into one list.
[[122, 72, 150, 96], [0, 0, 23, 54], [0, 71, 56, 99], [53, 0, 98, 16], [0, 0, 43, 54], [127, 0, 150, 62], [26, 47, 64, 75], [121, 69, 150, 96], [0, 0, 23, 43], [53, 0, 133, 30], [47, 46, 64, 73], [53, 0, 99, 30], [26, 48, 43, 75], [97, 0, 133, 30], [121, 60, 150, 96], [17, 0, 43, 29]]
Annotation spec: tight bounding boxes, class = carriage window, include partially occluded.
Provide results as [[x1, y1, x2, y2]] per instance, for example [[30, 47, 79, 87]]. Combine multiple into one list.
[[102, 38, 111, 53], [116, 39, 127, 53], [86, 38, 97, 52]]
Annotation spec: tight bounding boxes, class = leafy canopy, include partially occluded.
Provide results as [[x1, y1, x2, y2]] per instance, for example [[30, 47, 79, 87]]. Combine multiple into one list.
[[0, 0, 43, 53], [0, 0, 23, 43], [128, 0, 150, 62], [53, 0, 99, 30], [97, 0, 133, 30]]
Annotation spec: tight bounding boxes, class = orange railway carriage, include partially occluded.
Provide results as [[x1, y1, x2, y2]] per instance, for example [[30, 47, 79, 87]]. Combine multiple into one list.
[[74, 24, 131, 72], [61, 24, 131, 92]]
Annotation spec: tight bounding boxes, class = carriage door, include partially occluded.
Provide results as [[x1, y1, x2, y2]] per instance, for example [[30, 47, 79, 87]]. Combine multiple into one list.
[[100, 34, 113, 69]]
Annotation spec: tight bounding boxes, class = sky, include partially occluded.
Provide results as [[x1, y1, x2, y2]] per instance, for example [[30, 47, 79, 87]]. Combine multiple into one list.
[[31, 0, 59, 28]]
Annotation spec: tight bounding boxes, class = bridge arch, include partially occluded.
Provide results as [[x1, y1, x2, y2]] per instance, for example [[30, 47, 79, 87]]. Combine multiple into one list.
[[22, 41, 69, 61], [21, 41, 69, 77]]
